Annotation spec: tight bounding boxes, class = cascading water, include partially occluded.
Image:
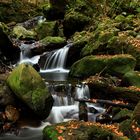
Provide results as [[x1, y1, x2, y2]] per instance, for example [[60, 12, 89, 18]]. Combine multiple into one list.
[[43, 43, 72, 70], [3, 42, 105, 140], [46, 83, 105, 124], [40, 43, 73, 81], [19, 43, 40, 65]]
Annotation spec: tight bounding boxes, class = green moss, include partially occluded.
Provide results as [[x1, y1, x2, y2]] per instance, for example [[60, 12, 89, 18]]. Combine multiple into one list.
[[115, 15, 126, 22], [0, 0, 41, 23], [123, 71, 140, 87], [35, 21, 58, 40], [70, 54, 136, 78], [119, 119, 134, 140], [112, 109, 133, 122], [40, 36, 66, 45], [81, 18, 120, 56], [43, 121, 129, 140], [7, 64, 53, 119], [12, 25, 37, 39]]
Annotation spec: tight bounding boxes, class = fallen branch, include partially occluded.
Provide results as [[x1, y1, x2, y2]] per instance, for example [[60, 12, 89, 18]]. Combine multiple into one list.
[[74, 98, 134, 110]]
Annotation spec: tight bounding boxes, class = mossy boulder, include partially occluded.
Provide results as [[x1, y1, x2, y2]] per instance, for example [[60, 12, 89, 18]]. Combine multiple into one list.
[[7, 64, 53, 119], [69, 54, 136, 78], [35, 21, 58, 40], [112, 109, 133, 123], [12, 25, 37, 39], [39, 36, 66, 50], [122, 71, 140, 87], [43, 120, 129, 140]]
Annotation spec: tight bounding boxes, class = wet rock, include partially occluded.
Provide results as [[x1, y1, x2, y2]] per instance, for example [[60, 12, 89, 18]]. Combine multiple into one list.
[[7, 63, 54, 119], [12, 25, 37, 40], [69, 54, 136, 78], [35, 21, 58, 40]]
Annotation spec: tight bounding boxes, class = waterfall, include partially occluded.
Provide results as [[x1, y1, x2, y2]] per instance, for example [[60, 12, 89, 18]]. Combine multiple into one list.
[[41, 43, 72, 71], [75, 83, 90, 99], [40, 43, 72, 81], [19, 43, 40, 65], [46, 83, 105, 124]]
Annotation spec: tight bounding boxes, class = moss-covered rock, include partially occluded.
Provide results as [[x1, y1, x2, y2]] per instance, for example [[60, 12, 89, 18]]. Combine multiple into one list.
[[35, 21, 58, 40], [69, 54, 136, 78], [7, 64, 53, 119], [122, 71, 140, 87], [112, 109, 133, 123], [0, 0, 41, 23], [43, 120, 129, 140], [12, 25, 37, 39], [39, 36, 66, 50], [81, 18, 120, 56], [107, 36, 140, 69]]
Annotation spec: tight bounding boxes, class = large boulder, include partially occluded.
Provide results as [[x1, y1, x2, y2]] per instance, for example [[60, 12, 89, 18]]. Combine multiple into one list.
[[69, 54, 136, 78], [7, 63, 53, 119]]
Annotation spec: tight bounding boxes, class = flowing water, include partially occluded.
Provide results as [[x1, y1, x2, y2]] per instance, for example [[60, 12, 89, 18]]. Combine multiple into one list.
[[40, 43, 73, 81], [19, 43, 40, 65], [1, 44, 105, 140]]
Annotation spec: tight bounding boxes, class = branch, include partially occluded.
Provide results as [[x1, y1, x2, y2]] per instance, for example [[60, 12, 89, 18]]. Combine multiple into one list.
[[74, 98, 134, 110]]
